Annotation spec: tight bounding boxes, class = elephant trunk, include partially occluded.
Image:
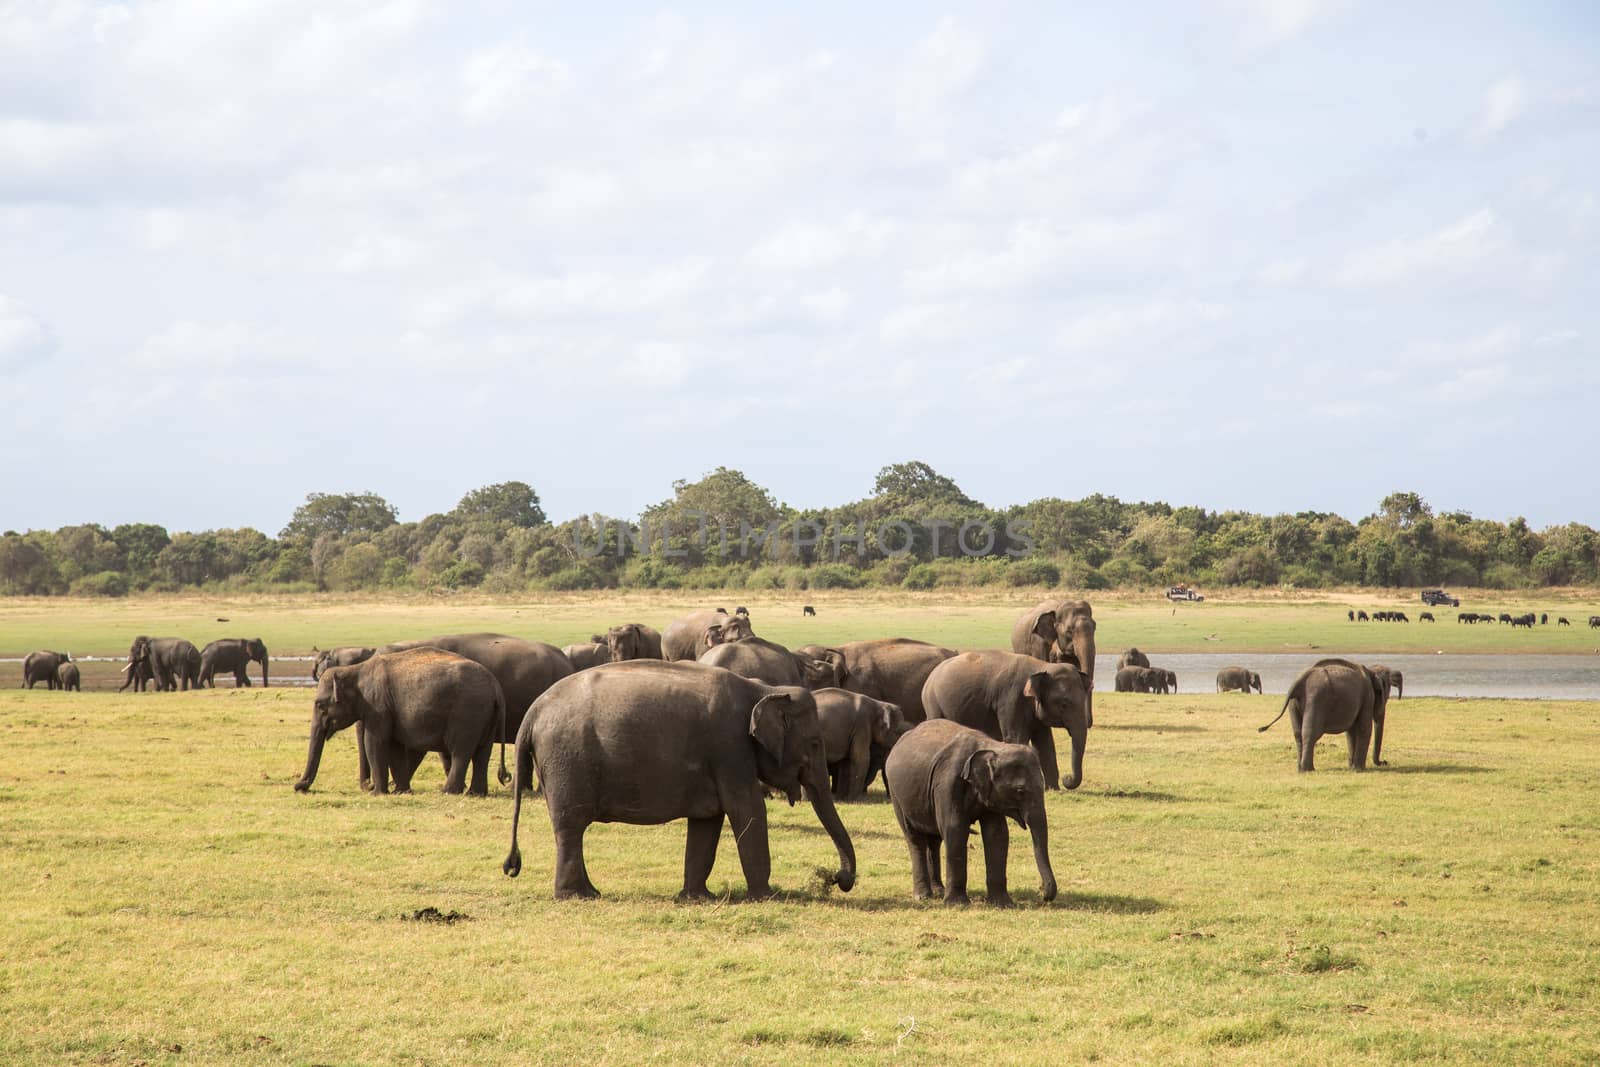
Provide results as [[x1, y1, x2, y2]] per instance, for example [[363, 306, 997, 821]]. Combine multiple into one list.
[[1372, 708, 1386, 766], [260, 652, 269, 688], [806, 755, 856, 892], [1393, 676, 1402, 700], [294, 721, 326, 792], [1024, 795, 1057, 902], [1061, 724, 1087, 791]]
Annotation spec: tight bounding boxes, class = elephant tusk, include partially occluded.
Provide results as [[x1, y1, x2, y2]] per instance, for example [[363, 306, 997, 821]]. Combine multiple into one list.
[[121, 662, 134, 673]]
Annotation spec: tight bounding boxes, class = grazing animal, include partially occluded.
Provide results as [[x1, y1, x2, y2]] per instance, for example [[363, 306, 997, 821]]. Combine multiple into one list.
[[1590, 616, 1600, 629], [1258, 658, 1389, 772], [1558, 617, 1571, 626], [1357, 611, 1369, 622], [1419, 611, 1435, 622], [56, 661, 81, 692], [803, 605, 817, 617], [735, 606, 749, 616], [23, 650, 71, 690], [1216, 667, 1262, 694], [662, 609, 753, 662], [1347, 610, 1354, 622], [1541, 613, 1549, 625], [1116, 648, 1150, 670]]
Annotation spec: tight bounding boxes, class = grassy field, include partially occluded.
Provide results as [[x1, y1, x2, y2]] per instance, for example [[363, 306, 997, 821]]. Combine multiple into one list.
[[3, 595, 1600, 1063], [4, 589, 1600, 684]]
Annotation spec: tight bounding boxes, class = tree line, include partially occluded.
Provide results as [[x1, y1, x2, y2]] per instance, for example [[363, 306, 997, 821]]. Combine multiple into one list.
[[2, 463, 1595, 595]]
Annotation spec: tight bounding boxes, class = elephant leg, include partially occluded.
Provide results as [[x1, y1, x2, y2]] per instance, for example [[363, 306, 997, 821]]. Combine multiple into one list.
[[1033, 727, 1060, 791], [551, 822, 599, 900], [680, 815, 724, 901], [356, 722, 372, 791], [390, 747, 424, 793], [924, 841, 943, 897], [1347, 721, 1371, 771], [440, 752, 468, 793], [235, 667, 250, 687], [1298, 726, 1318, 772], [904, 831, 939, 900], [1288, 699, 1304, 751], [728, 799, 773, 899], [977, 813, 1013, 907], [467, 741, 490, 796], [941, 824, 972, 906], [365, 731, 390, 794], [844, 729, 871, 800]]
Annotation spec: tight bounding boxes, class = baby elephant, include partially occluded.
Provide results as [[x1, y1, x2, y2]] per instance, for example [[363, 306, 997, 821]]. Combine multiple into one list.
[[56, 662, 81, 692], [814, 688, 910, 800], [885, 719, 1057, 907]]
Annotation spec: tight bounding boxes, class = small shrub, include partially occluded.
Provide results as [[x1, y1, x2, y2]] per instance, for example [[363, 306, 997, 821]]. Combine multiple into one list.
[[903, 564, 939, 590], [438, 560, 485, 589], [1005, 557, 1061, 588], [68, 571, 129, 597]]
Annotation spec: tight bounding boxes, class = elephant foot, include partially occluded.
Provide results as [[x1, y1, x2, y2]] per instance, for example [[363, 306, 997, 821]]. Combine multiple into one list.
[[1375, 759, 1389, 767], [292, 780, 311, 793], [555, 884, 601, 901], [942, 893, 971, 907], [987, 892, 1016, 909], [676, 887, 716, 903]]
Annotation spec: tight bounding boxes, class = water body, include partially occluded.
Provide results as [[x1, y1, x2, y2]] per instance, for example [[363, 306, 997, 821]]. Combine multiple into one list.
[[1097, 653, 1600, 701]]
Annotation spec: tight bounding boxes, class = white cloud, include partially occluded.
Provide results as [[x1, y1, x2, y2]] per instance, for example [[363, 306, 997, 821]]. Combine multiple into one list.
[[1257, 258, 1307, 285], [1238, 0, 1332, 45], [879, 302, 970, 345], [749, 216, 892, 271], [461, 47, 570, 122], [0, 295, 53, 368], [133, 320, 266, 370], [333, 234, 424, 273], [613, 341, 691, 389], [1056, 299, 1226, 353], [800, 287, 851, 321], [1333, 208, 1499, 286], [1480, 76, 1525, 136]]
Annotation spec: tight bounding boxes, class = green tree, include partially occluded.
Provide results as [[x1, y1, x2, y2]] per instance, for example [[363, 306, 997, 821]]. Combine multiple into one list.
[[111, 523, 171, 581], [280, 492, 398, 543], [452, 481, 547, 528]]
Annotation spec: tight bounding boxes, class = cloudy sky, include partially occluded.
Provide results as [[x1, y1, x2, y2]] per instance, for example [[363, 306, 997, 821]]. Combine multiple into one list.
[[2, 1, 1596, 533]]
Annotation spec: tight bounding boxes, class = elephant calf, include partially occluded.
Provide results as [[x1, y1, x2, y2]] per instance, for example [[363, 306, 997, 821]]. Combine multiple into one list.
[[199, 637, 269, 688], [1215, 666, 1263, 694], [814, 688, 910, 800], [563, 640, 611, 671], [22, 650, 70, 690], [56, 662, 81, 692], [885, 720, 1056, 907], [1259, 658, 1388, 772]]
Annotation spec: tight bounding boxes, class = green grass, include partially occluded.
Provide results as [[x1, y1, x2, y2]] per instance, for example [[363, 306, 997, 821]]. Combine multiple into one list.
[[4, 588, 1600, 670], [4, 645, 1600, 1063]]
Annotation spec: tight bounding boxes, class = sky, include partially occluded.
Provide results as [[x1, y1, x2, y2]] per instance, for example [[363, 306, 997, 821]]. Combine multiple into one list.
[[2, 1, 1597, 535]]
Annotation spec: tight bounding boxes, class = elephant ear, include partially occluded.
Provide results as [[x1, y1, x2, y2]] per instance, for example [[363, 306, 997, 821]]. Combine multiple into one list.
[[327, 673, 339, 704], [960, 748, 999, 806], [823, 648, 847, 682], [1031, 611, 1057, 642], [879, 704, 898, 736], [749, 693, 791, 764]]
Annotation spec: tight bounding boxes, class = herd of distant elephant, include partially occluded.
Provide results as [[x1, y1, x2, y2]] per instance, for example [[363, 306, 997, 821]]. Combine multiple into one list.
[[20, 599, 1413, 904]]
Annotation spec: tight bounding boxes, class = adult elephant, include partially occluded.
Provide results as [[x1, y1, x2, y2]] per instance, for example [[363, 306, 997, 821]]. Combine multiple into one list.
[[1152, 668, 1177, 693], [563, 640, 611, 671], [1010, 599, 1097, 682], [699, 636, 840, 690], [198, 637, 269, 688], [1370, 665, 1404, 700], [923, 650, 1091, 791], [1215, 667, 1263, 694], [311, 646, 376, 681], [1258, 658, 1388, 772], [829, 638, 958, 725], [661, 609, 752, 662], [22, 650, 70, 689], [1116, 648, 1150, 670], [56, 662, 81, 692], [886, 719, 1056, 907], [1113, 666, 1148, 693], [126, 636, 200, 691], [813, 688, 910, 800], [119, 658, 155, 692], [605, 623, 663, 662], [375, 633, 573, 791], [501, 660, 857, 901], [294, 648, 506, 796]]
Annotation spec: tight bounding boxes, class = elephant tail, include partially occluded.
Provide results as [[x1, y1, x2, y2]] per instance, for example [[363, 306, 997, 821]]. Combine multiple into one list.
[[494, 682, 511, 788], [1258, 697, 1293, 733], [502, 720, 536, 879]]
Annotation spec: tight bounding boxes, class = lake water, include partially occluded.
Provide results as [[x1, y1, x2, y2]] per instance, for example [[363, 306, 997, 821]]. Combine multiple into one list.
[[1096, 653, 1600, 701]]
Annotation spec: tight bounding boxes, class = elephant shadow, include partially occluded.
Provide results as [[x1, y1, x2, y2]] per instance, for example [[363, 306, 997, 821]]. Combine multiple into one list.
[[1097, 723, 1207, 734], [1056, 891, 1164, 914], [1096, 788, 1185, 803], [1377, 762, 1492, 776]]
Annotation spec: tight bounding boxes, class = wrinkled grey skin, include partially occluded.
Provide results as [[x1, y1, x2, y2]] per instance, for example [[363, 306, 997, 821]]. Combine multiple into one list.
[[1259, 658, 1389, 772], [55, 661, 81, 692], [563, 641, 611, 670], [923, 650, 1091, 791], [1116, 648, 1151, 670], [831, 638, 958, 725], [502, 661, 856, 902], [199, 637, 269, 688], [311, 647, 376, 682], [813, 688, 910, 800], [1142, 667, 1177, 694], [294, 648, 506, 795], [886, 719, 1057, 907], [661, 610, 753, 662], [1216, 667, 1263, 694], [22, 650, 70, 689], [699, 636, 840, 690], [374, 633, 573, 791], [127, 636, 201, 691], [1011, 599, 1097, 683], [1369, 665, 1403, 700], [605, 623, 663, 662]]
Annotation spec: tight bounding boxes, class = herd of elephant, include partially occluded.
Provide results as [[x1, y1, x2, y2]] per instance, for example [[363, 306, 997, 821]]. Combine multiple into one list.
[[18, 637, 269, 693], [17, 599, 1406, 905]]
